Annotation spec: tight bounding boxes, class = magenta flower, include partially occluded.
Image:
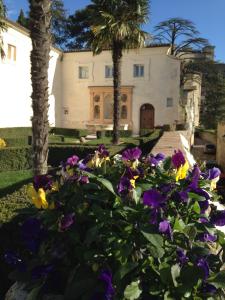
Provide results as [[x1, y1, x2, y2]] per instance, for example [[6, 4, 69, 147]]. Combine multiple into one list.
[[143, 189, 166, 209], [59, 213, 75, 231], [122, 147, 142, 161], [66, 155, 79, 167], [171, 150, 186, 168]]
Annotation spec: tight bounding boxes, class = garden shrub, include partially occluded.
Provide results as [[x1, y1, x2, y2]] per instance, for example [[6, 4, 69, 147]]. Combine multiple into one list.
[[4, 137, 30, 147], [50, 127, 88, 138], [0, 147, 32, 171], [96, 130, 105, 139], [139, 128, 154, 137], [0, 127, 32, 138], [105, 130, 132, 138], [4, 146, 225, 299]]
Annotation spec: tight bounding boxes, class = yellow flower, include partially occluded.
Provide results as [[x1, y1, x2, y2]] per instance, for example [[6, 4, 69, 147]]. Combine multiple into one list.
[[52, 181, 59, 192], [27, 185, 48, 209], [210, 177, 220, 191], [175, 161, 189, 181], [130, 175, 139, 188], [87, 154, 110, 168], [0, 138, 6, 148]]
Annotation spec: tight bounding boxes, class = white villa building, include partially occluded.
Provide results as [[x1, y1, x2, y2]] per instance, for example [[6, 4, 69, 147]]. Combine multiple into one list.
[[0, 19, 201, 135]]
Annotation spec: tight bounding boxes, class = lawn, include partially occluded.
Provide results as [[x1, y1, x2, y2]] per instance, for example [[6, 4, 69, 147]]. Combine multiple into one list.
[[0, 169, 33, 190]]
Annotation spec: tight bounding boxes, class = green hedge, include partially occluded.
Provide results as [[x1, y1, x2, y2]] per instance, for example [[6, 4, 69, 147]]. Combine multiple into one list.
[[105, 130, 132, 138], [0, 147, 32, 171], [0, 127, 32, 138], [139, 128, 154, 137], [50, 127, 88, 138], [4, 136, 30, 147]]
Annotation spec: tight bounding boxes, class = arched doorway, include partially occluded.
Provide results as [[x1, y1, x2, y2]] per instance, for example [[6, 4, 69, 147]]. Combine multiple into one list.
[[140, 104, 155, 129]]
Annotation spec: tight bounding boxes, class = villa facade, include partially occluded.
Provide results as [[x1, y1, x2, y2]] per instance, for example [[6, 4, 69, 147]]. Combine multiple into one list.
[[0, 20, 201, 135]]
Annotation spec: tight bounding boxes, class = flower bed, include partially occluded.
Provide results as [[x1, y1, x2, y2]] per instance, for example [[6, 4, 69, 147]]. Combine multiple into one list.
[[4, 146, 225, 299]]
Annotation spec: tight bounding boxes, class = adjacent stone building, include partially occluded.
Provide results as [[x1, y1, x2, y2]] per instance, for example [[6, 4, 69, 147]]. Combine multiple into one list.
[[0, 19, 202, 135]]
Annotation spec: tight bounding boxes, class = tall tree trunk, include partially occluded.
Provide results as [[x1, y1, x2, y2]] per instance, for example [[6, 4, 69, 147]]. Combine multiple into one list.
[[112, 41, 122, 145], [29, 0, 51, 175]]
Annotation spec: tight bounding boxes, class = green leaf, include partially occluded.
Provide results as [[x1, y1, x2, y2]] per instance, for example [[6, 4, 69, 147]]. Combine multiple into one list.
[[208, 270, 225, 288], [115, 262, 138, 281], [124, 280, 142, 300], [192, 201, 200, 214], [184, 225, 197, 241], [171, 264, 181, 287], [132, 187, 142, 204], [141, 231, 163, 248], [27, 285, 43, 300], [173, 218, 185, 232], [96, 177, 117, 195], [163, 157, 172, 171]]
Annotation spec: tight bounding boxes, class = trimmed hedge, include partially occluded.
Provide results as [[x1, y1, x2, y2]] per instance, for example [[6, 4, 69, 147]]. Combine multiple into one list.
[[0, 127, 31, 138], [4, 136, 30, 147], [139, 128, 154, 137], [50, 127, 88, 138], [105, 130, 132, 138], [0, 147, 32, 171]]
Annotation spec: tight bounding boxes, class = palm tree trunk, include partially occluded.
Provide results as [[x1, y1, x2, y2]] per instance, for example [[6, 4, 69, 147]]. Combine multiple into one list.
[[112, 41, 122, 144], [29, 0, 51, 175]]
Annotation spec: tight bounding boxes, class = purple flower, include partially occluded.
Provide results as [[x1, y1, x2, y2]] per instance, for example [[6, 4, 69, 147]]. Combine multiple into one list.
[[32, 264, 53, 280], [199, 217, 209, 224], [79, 176, 89, 184], [97, 144, 109, 158], [189, 164, 201, 189], [122, 147, 142, 161], [118, 176, 133, 195], [149, 209, 158, 225], [66, 155, 79, 167], [159, 220, 173, 240], [198, 233, 217, 242], [149, 153, 165, 166], [21, 218, 45, 253], [59, 213, 75, 231], [199, 200, 209, 214], [172, 150, 186, 168], [211, 210, 225, 226], [197, 258, 210, 279], [178, 191, 189, 202], [177, 248, 189, 266], [208, 167, 221, 180], [33, 175, 53, 191], [201, 283, 217, 294], [99, 270, 115, 300], [143, 189, 166, 209], [4, 251, 26, 272]]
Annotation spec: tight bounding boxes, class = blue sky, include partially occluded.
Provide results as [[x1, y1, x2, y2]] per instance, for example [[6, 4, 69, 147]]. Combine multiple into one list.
[[5, 0, 225, 62]]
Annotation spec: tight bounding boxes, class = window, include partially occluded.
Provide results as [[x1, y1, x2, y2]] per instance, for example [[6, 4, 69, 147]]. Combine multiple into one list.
[[121, 105, 128, 119], [79, 66, 89, 79], [64, 109, 69, 115], [166, 98, 173, 107], [104, 94, 113, 119], [7, 44, 16, 61], [105, 65, 113, 78], [94, 105, 100, 119], [133, 64, 144, 77]]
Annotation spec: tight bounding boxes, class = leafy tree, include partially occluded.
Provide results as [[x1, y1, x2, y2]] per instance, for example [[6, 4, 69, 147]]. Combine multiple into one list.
[[0, 0, 6, 58], [17, 0, 67, 49], [68, 0, 150, 144], [154, 18, 208, 56], [17, 9, 29, 28], [185, 60, 225, 129], [29, 0, 51, 175]]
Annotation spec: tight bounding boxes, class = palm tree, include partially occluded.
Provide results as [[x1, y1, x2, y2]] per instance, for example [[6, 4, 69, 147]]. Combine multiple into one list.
[[0, 0, 6, 58], [29, 0, 51, 175], [89, 0, 150, 144]]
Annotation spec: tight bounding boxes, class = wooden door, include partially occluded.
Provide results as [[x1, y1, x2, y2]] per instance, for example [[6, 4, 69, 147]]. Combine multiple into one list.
[[140, 104, 154, 129]]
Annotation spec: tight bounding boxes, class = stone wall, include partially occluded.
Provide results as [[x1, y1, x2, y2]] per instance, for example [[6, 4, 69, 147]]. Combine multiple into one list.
[[217, 122, 225, 170]]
